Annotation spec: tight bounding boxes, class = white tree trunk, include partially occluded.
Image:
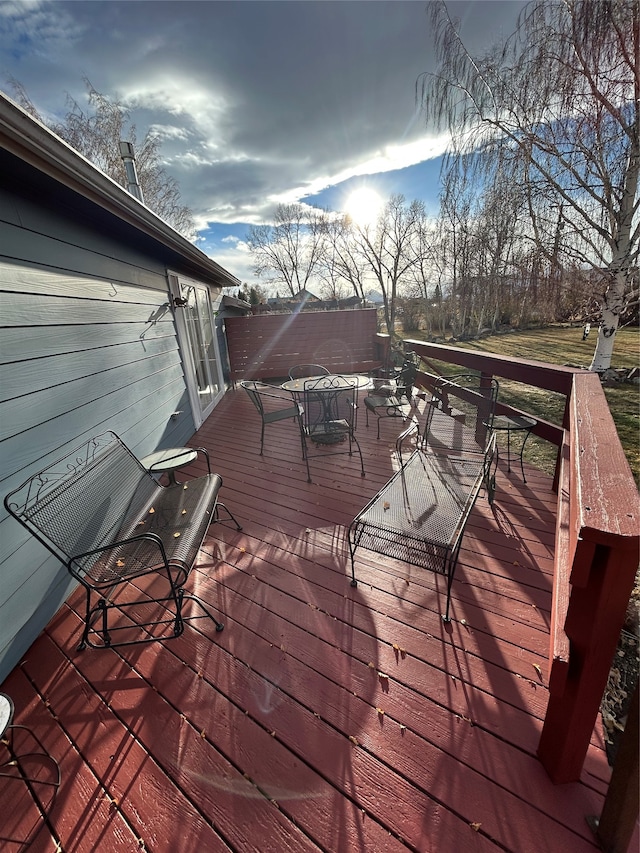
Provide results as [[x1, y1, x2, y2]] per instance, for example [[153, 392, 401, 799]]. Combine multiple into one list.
[[588, 264, 626, 372], [589, 139, 639, 372]]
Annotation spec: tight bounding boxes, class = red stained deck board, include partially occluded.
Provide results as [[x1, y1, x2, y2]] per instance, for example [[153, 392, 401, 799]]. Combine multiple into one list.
[[57, 580, 600, 853], [196, 557, 608, 785], [87, 625, 419, 853], [1, 387, 618, 852], [199, 519, 549, 680], [57, 594, 494, 853], [37, 612, 320, 853], [195, 577, 605, 838], [215, 559, 550, 730], [214, 548, 546, 715], [13, 636, 234, 853], [2, 666, 143, 853]]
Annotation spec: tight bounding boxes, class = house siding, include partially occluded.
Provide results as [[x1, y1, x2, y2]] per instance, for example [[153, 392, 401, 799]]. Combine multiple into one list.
[[0, 181, 217, 680]]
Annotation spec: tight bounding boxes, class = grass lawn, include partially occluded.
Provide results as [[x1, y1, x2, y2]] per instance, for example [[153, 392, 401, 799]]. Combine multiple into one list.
[[408, 325, 640, 484]]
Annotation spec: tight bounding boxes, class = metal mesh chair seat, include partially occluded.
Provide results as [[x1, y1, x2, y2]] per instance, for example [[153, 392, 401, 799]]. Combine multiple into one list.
[[77, 475, 222, 588], [348, 447, 492, 621], [350, 374, 499, 622]]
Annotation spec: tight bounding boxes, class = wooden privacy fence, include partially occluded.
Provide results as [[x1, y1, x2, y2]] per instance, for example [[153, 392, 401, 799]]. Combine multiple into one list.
[[224, 309, 382, 382]]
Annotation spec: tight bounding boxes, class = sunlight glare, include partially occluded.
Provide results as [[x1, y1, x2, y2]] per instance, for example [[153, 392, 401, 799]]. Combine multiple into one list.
[[344, 187, 383, 227]]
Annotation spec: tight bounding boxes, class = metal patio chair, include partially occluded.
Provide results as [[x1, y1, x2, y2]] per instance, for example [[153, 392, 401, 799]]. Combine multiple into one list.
[[241, 380, 305, 457], [349, 373, 499, 623], [299, 374, 365, 482], [4, 432, 242, 649], [364, 352, 420, 438]]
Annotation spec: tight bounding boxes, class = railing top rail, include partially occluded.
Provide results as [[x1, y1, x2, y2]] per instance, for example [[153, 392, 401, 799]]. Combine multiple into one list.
[[570, 372, 640, 544], [383, 336, 587, 395]]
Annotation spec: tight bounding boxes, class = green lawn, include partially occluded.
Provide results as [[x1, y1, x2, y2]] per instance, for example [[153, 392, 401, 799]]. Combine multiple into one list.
[[408, 325, 639, 483]]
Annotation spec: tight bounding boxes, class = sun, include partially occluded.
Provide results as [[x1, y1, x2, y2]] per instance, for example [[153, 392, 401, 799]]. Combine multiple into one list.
[[344, 187, 383, 227]]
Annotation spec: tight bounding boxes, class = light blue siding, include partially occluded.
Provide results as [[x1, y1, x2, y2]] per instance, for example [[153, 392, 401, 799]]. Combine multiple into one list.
[[0, 255, 216, 681]]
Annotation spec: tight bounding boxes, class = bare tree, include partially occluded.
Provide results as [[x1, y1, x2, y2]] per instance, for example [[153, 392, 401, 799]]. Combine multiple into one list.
[[436, 163, 477, 337], [351, 194, 427, 335], [247, 204, 326, 296], [421, 0, 639, 371], [8, 78, 195, 237], [320, 216, 370, 303]]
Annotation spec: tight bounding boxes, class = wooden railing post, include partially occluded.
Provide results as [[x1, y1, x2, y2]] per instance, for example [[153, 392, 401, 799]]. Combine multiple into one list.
[[589, 682, 639, 853], [538, 539, 637, 782], [538, 373, 639, 783]]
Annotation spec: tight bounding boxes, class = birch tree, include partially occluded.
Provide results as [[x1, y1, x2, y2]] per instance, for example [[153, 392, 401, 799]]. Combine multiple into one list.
[[421, 0, 639, 371]]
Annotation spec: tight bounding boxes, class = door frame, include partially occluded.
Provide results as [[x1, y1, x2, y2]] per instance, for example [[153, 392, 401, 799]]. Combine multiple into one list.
[[168, 271, 225, 429]]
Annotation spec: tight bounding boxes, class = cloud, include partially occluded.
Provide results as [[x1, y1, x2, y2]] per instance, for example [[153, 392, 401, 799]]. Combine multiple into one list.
[[0, 0, 527, 283], [275, 132, 451, 207]]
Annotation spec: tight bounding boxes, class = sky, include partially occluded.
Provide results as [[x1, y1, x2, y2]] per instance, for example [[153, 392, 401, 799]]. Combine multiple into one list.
[[0, 0, 526, 287]]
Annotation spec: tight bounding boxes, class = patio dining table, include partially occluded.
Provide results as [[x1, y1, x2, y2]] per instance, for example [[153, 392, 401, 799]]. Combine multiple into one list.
[[280, 373, 372, 394]]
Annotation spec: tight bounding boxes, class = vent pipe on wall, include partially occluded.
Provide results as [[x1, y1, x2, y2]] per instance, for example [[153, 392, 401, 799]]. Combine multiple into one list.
[[119, 141, 144, 203]]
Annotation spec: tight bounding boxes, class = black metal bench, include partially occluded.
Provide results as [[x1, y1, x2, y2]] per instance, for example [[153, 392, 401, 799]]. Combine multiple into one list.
[[4, 432, 241, 649], [348, 375, 498, 622]]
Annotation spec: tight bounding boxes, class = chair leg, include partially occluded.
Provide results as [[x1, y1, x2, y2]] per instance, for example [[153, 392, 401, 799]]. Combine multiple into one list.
[[180, 593, 224, 632], [298, 420, 312, 481], [303, 441, 312, 482], [214, 502, 243, 530], [351, 434, 366, 477], [1, 723, 61, 842], [77, 587, 93, 650], [297, 415, 307, 460]]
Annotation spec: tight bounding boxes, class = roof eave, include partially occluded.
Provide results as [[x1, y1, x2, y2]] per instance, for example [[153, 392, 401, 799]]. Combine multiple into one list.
[[0, 92, 240, 288]]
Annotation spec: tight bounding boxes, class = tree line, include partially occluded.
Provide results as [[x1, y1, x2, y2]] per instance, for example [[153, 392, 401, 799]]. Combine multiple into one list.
[[247, 0, 639, 373]]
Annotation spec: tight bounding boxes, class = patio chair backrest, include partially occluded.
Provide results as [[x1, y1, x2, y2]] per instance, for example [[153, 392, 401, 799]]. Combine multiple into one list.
[[396, 352, 419, 396], [421, 374, 499, 457], [300, 374, 357, 436], [4, 432, 158, 570], [288, 364, 330, 381], [240, 380, 299, 419]]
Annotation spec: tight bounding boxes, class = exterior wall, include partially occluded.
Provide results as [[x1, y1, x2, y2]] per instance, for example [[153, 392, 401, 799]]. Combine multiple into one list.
[[0, 185, 215, 681]]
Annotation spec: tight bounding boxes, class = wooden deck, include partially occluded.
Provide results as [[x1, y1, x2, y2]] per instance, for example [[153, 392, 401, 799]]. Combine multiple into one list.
[[0, 387, 615, 852]]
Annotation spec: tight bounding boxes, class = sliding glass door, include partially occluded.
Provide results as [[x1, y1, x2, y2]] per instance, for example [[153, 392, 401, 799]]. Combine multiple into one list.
[[169, 273, 224, 427]]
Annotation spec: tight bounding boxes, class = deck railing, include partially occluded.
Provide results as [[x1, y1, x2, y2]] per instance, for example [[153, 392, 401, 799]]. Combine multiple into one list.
[[224, 319, 638, 792], [396, 335, 639, 790]]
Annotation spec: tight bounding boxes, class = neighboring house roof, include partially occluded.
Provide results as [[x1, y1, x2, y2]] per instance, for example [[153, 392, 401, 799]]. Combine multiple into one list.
[[292, 288, 320, 302], [0, 92, 240, 289], [221, 294, 251, 312], [267, 289, 320, 305]]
